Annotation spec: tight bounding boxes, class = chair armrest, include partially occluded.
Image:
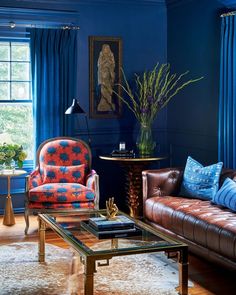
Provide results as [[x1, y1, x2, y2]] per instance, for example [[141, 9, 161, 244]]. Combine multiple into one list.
[[28, 166, 43, 190], [142, 167, 183, 204], [86, 170, 100, 209]]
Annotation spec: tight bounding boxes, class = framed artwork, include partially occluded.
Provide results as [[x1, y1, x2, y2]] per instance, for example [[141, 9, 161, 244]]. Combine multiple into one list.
[[89, 36, 122, 118]]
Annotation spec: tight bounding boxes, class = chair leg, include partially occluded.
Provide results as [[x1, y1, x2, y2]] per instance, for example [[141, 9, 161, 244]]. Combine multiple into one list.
[[24, 206, 29, 235]]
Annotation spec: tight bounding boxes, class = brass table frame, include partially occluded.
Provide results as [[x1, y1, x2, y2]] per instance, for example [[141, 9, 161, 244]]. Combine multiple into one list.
[[38, 210, 188, 295]]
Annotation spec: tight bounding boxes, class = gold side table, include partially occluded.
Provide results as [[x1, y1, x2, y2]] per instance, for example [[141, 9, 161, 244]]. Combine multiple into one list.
[[0, 169, 27, 226], [99, 155, 167, 218]]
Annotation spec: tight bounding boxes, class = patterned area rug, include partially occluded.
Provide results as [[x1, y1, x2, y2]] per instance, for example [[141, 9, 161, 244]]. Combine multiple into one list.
[[0, 242, 192, 295]]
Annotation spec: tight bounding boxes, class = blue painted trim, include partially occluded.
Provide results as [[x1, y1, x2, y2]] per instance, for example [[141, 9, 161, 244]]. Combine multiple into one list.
[[0, 6, 79, 16], [76, 0, 164, 5], [0, 100, 32, 103], [0, 188, 26, 195], [0, 207, 24, 214]]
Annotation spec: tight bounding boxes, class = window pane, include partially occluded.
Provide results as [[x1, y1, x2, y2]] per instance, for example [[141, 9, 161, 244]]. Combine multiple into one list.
[[0, 43, 10, 61], [12, 62, 30, 81], [0, 82, 10, 100], [11, 43, 30, 61], [0, 62, 10, 80], [12, 82, 30, 100], [0, 104, 33, 160]]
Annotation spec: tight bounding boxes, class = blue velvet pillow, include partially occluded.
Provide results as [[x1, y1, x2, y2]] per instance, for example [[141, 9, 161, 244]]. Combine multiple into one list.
[[212, 177, 236, 211], [180, 156, 223, 200]]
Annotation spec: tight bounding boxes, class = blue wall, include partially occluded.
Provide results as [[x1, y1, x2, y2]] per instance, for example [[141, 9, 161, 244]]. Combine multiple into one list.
[[0, 0, 168, 212], [166, 0, 225, 167]]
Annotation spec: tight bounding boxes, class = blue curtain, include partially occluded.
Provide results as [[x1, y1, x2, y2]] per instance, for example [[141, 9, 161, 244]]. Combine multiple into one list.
[[219, 16, 236, 168], [29, 28, 78, 156]]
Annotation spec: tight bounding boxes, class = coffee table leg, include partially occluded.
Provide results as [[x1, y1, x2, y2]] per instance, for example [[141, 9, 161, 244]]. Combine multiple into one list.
[[178, 247, 188, 295], [84, 257, 95, 295], [38, 217, 46, 263]]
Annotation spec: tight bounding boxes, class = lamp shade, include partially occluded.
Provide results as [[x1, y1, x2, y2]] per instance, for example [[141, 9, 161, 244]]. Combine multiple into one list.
[[65, 99, 85, 114]]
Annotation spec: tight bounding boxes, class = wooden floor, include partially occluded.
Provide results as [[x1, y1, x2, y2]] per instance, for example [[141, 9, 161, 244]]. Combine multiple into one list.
[[0, 214, 236, 295]]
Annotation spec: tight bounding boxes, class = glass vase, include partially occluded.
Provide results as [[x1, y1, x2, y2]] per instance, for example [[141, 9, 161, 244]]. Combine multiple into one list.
[[136, 123, 156, 156], [3, 159, 15, 173]]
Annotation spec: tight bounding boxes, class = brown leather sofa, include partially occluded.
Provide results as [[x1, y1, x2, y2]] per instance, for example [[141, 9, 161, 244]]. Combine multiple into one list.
[[142, 167, 236, 270]]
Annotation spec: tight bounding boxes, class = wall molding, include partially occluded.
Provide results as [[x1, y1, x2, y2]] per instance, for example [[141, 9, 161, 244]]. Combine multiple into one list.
[[166, 0, 195, 8], [169, 142, 218, 167], [169, 142, 217, 153], [167, 127, 217, 139], [0, 0, 165, 8], [75, 126, 168, 135], [0, 5, 79, 25], [65, 0, 165, 5]]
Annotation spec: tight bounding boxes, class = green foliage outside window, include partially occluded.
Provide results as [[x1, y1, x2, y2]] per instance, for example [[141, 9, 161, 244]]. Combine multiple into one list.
[[0, 104, 33, 160]]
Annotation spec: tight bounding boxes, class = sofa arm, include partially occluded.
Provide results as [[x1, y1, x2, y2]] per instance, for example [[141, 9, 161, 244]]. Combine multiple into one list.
[[86, 170, 100, 209], [142, 167, 183, 204]]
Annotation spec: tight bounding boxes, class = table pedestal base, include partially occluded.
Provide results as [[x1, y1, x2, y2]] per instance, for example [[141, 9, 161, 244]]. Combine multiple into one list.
[[121, 161, 150, 218], [3, 196, 15, 226]]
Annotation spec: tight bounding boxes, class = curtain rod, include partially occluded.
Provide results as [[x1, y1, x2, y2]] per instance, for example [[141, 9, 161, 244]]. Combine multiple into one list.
[[220, 11, 236, 17], [0, 21, 80, 30]]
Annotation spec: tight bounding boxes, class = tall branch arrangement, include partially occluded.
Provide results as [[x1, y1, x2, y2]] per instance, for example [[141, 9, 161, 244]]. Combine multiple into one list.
[[114, 63, 203, 126]]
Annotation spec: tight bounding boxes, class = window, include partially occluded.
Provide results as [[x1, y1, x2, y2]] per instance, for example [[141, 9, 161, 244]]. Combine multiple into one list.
[[0, 41, 33, 161]]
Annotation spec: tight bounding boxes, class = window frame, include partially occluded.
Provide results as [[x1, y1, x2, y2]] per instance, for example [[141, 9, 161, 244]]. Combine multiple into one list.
[[0, 39, 33, 170], [0, 39, 31, 102]]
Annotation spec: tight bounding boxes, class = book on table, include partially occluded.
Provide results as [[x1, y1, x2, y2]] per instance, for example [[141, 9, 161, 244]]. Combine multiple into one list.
[[111, 150, 135, 158], [80, 220, 142, 239], [88, 215, 135, 231]]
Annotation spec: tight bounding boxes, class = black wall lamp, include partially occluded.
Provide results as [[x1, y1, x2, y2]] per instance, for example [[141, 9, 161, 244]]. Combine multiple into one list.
[[65, 99, 91, 145]]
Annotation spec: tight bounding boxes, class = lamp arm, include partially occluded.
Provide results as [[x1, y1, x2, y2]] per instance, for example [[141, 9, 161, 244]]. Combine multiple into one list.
[[85, 114, 91, 146]]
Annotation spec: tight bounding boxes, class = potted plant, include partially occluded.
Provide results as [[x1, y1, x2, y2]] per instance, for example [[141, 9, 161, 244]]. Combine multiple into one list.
[[114, 63, 203, 155], [0, 143, 27, 170]]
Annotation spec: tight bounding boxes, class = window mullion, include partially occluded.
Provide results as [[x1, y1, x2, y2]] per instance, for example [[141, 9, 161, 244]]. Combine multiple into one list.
[[10, 42, 12, 101]]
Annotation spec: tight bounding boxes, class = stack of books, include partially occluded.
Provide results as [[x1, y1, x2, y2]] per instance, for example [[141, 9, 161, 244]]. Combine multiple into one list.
[[81, 215, 141, 239], [111, 150, 135, 158]]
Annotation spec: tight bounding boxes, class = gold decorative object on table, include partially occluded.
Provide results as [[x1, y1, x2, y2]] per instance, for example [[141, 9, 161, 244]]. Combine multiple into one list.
[[106, 197, 118, 220], [99, 155, 167, 218]]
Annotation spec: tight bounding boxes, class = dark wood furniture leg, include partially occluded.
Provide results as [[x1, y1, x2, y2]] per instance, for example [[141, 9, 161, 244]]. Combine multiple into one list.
[[178, 247, 189, 295]]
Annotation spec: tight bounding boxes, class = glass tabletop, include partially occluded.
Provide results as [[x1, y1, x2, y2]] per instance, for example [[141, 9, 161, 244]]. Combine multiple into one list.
[[39, 210, 183, 256]]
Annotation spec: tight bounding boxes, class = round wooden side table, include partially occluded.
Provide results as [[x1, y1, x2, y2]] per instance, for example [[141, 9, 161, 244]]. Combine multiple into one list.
[[0, 169, 27, 226], [99, 155, 167, 219]]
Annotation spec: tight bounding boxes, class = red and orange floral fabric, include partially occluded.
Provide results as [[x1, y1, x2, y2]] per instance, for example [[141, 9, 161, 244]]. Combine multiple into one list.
[[42, 164, 85, 184], [39, 139, 90, 170], [28, 139, 96, 209]]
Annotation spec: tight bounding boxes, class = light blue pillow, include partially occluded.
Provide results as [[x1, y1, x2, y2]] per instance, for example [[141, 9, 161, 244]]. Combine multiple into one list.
[[180, 156, 223, 200], [212, 177, 236, 211]]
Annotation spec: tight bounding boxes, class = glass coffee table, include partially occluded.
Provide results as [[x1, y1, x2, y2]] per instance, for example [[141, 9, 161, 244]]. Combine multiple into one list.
[[38, 210, 188, 295]]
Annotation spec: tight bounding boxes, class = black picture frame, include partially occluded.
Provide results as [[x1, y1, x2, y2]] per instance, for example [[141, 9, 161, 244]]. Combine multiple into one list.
[[89, 36, 122, 118]]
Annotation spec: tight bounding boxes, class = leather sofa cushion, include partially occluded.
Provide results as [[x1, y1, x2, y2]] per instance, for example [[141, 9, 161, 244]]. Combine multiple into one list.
[[145, 196, 236, 260]]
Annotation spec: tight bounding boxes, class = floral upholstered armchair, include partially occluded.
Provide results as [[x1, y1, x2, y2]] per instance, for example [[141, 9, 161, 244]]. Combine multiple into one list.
[[24, 137, 99, 234]]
